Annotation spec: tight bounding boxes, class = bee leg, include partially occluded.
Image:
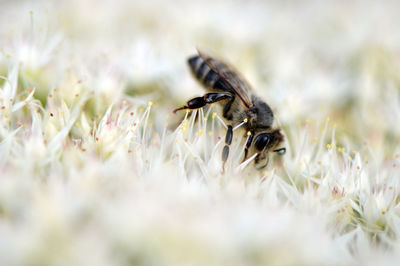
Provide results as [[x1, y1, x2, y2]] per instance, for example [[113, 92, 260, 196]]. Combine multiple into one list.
[[242, 131, 254, 162], [221, 125, 233, 173], [173, 93, 232, 113], [222, 97, 235, 120]]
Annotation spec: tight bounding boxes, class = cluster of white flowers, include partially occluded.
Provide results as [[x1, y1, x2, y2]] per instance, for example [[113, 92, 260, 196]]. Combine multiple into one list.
[[1, 0, 400, 265]]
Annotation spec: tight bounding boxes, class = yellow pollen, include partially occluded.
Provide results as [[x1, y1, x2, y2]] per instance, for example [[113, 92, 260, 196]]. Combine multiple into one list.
[[196, 129, 203, 136], [123, 100, 127, 105], [318, 161, 322, 165], [327, 144, 331, 148], [305, 119, 310, 123], [313, 137, 318, 142], [166, 114, 170, 119], [208, 131, 213, 136], [352, 150, 357, 154], [247, 131, 251, 136], [333, 123, 337, 128], [327, 117, 330, 121], [332, 145, 337, 149], [283, 162, 287, 167], [244, 118, 248, 123], [348, 156, 352, 160], [212, 112, 217, 119], [148, 101, 153, 106], [203, 117, 208, 121]]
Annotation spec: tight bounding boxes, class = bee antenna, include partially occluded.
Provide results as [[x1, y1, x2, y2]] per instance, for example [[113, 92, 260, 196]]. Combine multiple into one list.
[[273, 147, 286, 155]]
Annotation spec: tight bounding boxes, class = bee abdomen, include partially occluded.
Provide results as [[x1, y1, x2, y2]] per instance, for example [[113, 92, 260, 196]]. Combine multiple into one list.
[[188, 56, 231, 92]]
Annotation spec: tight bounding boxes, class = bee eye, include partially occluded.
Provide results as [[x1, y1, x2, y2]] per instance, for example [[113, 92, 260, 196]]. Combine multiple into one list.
[[254, 133, 270, 151]]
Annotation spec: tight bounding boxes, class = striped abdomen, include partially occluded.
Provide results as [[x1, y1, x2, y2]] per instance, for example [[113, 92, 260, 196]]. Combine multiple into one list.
[[188, 56, 232, 93]]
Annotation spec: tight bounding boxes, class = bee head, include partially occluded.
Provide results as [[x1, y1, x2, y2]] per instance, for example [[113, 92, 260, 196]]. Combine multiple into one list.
[[253, 129, 285, 169]]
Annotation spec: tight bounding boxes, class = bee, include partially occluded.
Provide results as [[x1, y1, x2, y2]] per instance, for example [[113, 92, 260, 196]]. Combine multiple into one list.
[[173, 50, 286, 171]]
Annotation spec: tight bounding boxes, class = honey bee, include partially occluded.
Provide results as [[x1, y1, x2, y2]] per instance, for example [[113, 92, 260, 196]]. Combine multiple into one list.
[[174, 50, 286, 170]]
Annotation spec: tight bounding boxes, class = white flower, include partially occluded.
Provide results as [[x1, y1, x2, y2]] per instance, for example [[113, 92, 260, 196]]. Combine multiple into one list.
[[0, 0, 400, 265]]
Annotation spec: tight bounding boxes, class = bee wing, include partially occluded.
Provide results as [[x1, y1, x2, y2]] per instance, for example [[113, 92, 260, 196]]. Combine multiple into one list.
[[197, 50, 254, 109]]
